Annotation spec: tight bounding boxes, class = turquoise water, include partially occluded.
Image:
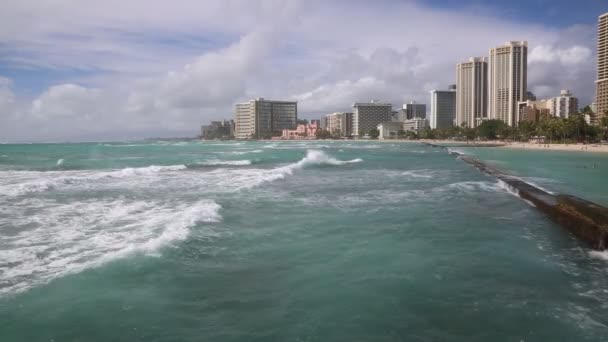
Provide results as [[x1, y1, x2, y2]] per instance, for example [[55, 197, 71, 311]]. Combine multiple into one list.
[[1, 141, 607, 341]]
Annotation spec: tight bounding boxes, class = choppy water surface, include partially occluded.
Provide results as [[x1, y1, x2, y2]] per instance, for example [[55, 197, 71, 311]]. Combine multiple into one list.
[[1, 141, 607, 341]]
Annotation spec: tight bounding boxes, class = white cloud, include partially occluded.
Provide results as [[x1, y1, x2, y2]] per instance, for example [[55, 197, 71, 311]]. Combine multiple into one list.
[[0, 0, 599, 141], [530, 45, 592, 65], [0, 77, 16, 113]]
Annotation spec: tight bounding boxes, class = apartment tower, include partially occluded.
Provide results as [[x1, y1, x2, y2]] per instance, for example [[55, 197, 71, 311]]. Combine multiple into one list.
[[488, 41, 528, 126], [325, 112, 353, 137], [456, 57, 488, 128], [596, 13, 608, 119], [234, 98, 297, 139], [352, 101, 393, 136]]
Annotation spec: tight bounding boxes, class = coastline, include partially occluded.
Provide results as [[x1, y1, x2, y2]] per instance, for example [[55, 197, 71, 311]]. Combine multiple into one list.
[[415, 139, 608, 153], [500, 142, 608, 153]]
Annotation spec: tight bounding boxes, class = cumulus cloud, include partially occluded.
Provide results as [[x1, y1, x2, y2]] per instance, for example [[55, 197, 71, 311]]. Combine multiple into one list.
[[0, 0, 599, 141], [530, 45, 592, 65]]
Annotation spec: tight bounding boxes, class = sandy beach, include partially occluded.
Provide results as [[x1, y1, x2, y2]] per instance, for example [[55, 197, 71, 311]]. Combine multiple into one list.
[[376, 139, 608, 153], [417, 139, 608, 153], [501, 142, 608, 153]]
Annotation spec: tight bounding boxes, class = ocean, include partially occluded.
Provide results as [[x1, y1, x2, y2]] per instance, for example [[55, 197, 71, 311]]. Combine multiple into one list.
[[1, 140, 607, 341]]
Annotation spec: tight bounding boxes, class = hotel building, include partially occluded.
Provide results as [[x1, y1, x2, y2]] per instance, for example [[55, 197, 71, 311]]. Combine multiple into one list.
[[488, 41, 528, 126], [352, 101, 393, 136], [596, 13, 608, 120], [549, 90, 579, 118], [456, 57, 488, 128], [325, 112, 353, 137], [234, 98, 297, 139]]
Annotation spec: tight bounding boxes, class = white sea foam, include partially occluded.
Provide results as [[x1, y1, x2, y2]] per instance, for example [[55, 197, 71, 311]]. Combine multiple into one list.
[[199, 159, 252, 166], [101, 144, 147, 147], [523, 179, 556, 194], [589, 251, 608, 261], [0, 164, 187, 197], [213, 150, 363, 190], [401, 170, 433, 179], [446, 147, 468, 156], [105, 164, 187, 177], [444, 181, 501, 193], [497, 179, 520, 197], [0, 151, 359, 199], [0, 198, 222, 296], [56, 158, 64, 166], [213, 150, 263, 155]]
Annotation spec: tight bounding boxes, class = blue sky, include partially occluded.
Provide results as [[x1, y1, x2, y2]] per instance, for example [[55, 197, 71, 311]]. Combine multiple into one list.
[[420, 0, 607, 26], [0, 0, 605, 142]]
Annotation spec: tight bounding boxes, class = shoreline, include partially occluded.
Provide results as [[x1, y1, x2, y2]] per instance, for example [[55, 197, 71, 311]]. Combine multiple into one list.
[[500, 142, 608, 153], [414, 139, 608, 153]]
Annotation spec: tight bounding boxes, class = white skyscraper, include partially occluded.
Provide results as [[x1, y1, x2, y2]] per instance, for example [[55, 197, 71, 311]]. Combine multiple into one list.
[[596, 13, 608, 120], [549, 90, 579, 118], [488, 41, 528, 126], [456, 57, 488, 128], [234, 98, 297, 139]]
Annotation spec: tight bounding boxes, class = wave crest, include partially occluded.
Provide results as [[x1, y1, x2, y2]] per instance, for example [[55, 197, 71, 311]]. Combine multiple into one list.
[[197, 160, 252, 166], [0, 199, 221, 296]]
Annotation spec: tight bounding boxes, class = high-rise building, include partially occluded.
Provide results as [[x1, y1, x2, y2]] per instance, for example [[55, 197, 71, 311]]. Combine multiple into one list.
[[429, 86, 456, 129], [402, 118, 428, 133], [200, 119, 234, 140], [549, 89, 579, 118], [325, 112, 353, 137], [234, 98, 297, 139], [320, 116, 328, 130], [404, 101, 426, 120], [395, 102, 426, 121], [456, 57, 488, 128], [352, 101, 392, 136], [488, 41, 528, 126], [596, 13, 608, 120]]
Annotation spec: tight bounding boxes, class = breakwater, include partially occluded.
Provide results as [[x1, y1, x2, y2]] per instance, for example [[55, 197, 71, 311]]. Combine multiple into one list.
[[425, 142, 608, 250]]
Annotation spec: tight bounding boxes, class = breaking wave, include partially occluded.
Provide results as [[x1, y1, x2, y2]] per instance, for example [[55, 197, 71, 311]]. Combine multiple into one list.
[[0, 199, 222, 296], [589, 251, 608, 261], [219, 150, 363, 190], [197, 159, 253, 166], [401, 170, 433, 179], [213, 150, 263, 155], [0, 165, 188, 197]]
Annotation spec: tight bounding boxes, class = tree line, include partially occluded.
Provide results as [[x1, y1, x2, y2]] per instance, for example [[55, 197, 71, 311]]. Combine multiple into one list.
[[316, 108, 608, 143]]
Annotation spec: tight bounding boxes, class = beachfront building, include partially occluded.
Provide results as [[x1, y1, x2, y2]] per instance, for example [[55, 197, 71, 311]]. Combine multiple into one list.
[[377, 121, 404, 140], [596, 12, 608, 121], [488, 41, 528, 126], [200, 119, 234, 140], [319, 116, 328, 130], [352, 101, 393, 137], [280, 121, 318, 140], [403, 118, 428, 133], [456, 57, 488, 128], [549, 90, 579, 118], [518, 100, 551, 123], [429, 85, 456, 129], [404, 101, 426, 120], [234, 98, 297, 139], [325, 112, 353, 137]]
